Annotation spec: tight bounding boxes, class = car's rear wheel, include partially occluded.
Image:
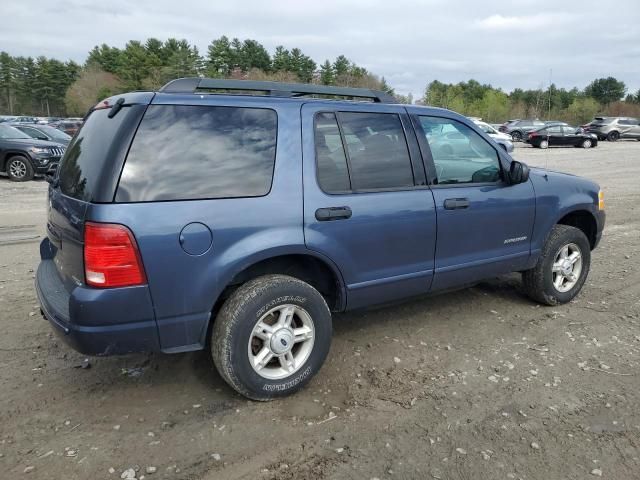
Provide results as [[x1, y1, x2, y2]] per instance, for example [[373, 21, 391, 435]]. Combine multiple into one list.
[[522, 225, 591, 305], [6, 156, 34, 182], [582, 139, 592, 148], [211, 274, 332, 400], [511, 131, 523, 142], [607, 131, 620, 141], [539, 139, 549, 149]]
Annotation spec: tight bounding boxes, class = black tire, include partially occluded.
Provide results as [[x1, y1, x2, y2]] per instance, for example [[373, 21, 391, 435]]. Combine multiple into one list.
[[581, 139, 592, 148], [211, 274, 332, 400], [522, 225, 591, 306], [511, 131, 523, 142], [6, 156, 34, 182], [539, 139, 549, 149], [607, 131, 620, 141]]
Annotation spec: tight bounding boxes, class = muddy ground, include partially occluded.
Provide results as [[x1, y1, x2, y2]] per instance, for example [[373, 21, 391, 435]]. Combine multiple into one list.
[[1, 141, 639, 480]]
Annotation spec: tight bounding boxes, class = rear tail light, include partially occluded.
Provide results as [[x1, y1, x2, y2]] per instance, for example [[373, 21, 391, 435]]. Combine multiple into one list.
[[529, 132, 538, 138], [84, 222, 147, 288]]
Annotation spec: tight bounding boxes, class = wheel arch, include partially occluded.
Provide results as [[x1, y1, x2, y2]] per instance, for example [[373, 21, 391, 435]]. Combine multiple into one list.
[[2, 151, 32, 171], [210, 250, 347, 320], [556, 209, 598, 249]]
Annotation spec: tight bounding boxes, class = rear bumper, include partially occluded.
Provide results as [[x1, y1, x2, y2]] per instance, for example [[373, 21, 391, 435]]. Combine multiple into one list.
[[35, 245, 160, 356]]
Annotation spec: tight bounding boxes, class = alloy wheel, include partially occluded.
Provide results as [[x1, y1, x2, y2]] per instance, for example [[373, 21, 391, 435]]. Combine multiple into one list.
[[551, 243, 583, 293], [248, 304, 315, 380], [8, 159, 27, 179]]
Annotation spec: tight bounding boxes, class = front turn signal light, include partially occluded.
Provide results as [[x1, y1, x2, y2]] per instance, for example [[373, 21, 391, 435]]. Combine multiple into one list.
[[598, 190, 604, 211]]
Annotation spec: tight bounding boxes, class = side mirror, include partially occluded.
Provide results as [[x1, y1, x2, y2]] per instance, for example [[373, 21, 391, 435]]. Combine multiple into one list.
[[509, 160, 530, 184]]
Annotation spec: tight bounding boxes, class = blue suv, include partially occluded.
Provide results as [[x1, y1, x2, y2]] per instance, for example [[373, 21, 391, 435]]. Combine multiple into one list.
[[36, 78, 605, 400]]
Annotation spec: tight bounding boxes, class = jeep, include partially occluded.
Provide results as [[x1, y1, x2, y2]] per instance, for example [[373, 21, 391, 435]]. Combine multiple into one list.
[[36, 78, 605, 400], [1, 124, 66, 181]]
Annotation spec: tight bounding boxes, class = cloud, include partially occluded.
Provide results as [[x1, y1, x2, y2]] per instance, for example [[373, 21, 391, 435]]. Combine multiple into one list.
[[1, 0, 639, 97], [476, 13, 569, 31]]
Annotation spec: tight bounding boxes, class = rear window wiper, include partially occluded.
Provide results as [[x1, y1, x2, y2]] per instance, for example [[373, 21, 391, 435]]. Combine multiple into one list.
[[108, 98, 125, 119]]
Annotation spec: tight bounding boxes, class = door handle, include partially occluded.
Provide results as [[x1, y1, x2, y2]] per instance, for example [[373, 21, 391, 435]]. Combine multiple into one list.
[[315, 206, 352, 221], [443, 198, 470, 210]]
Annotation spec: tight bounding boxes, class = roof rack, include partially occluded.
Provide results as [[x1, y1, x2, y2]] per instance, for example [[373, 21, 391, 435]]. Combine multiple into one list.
[[159, 77, 395, 103]]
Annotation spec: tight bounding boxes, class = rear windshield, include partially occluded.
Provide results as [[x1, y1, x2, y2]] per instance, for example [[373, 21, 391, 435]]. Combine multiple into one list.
[[58, 108, 135, 201], [115, 105, 277, 202]]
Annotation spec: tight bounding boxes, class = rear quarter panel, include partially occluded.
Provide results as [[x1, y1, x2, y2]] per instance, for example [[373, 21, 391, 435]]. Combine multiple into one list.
[[86, 97, 305, 352]]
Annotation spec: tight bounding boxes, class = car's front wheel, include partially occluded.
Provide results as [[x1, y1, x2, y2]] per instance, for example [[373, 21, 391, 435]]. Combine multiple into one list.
[[522, 225, 591, 305], [211, 274, 332, 400], [6, 156, 34, 182]]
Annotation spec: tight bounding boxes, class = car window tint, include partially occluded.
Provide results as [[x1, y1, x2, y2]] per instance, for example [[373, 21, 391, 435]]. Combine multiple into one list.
[[59, 108, 135, 201], [314, 113, 351, 193], [547, 126, 562, 133], [116, 105, 277, 202], [337, 112, 414, 190], [562, 126, 577, 134], [419, 116, 501, 185]]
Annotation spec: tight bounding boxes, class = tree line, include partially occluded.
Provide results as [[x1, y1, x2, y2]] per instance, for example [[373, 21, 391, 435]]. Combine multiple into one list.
[[0, 37, 393, 116], [1, 37, 639, 123], [421, 77, 640, 124]]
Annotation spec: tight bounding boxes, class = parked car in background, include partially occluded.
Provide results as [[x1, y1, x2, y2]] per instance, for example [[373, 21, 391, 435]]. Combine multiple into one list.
[[472, 119, 514, 152], [0, 124, 66, 181], [36, 78, 604, 400], [499, 119, 545, 141], [0, 116, 17, 123], [10, 116, 39, 124], [528, 124, 598, 149], [584, 117, 640, 141], [12, 124, 72, 145], [51, 120, 83, 136], [544, 121, 568, 126]]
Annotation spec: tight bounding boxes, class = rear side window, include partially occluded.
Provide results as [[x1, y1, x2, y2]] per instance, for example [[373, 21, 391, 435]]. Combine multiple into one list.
[[59, 108, 130, 201], [314, 111, 414, 193], [116, 105, 277, 202], [314, 113, 351, 193]]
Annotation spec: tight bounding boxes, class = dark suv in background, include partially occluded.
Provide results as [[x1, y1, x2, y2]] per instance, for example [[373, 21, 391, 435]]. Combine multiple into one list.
[[499, 119, 545, 141], [585, 117, 640, 141], [36, 78, 604, 400], [12, 124, 72, 146], [0, 124, 66, 181]]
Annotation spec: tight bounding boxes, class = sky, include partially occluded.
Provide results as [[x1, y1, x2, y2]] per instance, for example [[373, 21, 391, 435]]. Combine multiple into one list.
[[2, 0, 640, 97]]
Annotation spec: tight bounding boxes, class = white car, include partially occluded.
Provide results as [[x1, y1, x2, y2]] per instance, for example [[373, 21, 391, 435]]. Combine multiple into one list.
[[472, 120, 514, 153]]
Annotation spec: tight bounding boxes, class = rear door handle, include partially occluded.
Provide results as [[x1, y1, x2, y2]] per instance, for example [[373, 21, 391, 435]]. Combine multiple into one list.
[[443, 198, 470, 210], [315, 206, 352, 221]]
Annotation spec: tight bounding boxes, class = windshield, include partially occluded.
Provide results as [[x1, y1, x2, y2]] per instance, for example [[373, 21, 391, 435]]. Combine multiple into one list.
[[477, 122, 497, 134], [0, 124, 31, 139], [38, 125, 71, 141]]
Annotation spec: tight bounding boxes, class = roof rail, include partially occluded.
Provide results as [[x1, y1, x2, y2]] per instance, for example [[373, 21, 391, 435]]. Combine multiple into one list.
[[158, 77, 396, 103]]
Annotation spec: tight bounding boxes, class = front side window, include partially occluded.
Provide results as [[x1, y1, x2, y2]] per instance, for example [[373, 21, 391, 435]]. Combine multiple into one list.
[[116, 105, 277, 202], [419, 116, 501, 185]]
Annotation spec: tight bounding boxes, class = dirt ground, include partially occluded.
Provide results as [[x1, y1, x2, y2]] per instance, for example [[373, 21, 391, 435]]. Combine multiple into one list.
[[1, 141, 639, 480]]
